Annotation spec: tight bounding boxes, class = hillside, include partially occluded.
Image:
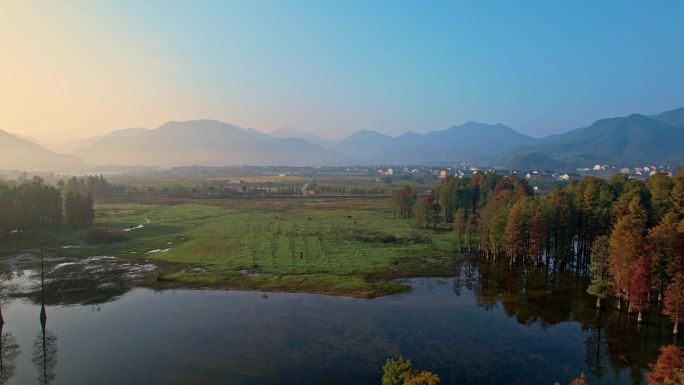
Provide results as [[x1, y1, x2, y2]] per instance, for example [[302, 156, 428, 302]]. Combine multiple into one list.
[[652, 106, 684, 128], [55, 127, 150, 153], [270, 127, 338, 149], [71, 120, 351, 167], [500, 110, 684, 169], [335, 122, 536, 164], [0, 129, 85, 171], [6, 106, 682, 171]]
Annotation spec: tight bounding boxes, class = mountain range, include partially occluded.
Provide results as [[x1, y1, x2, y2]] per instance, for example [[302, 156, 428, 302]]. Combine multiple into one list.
[[0, 129, 84, 171], [500, 107, 684, 169], [1, 107, 683, 171], [69, 120, 351, 167]]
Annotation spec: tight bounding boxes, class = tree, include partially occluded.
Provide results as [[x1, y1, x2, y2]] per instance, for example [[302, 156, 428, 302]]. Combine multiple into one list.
[[609, 214, 645, 310], [672, 169, 684, 216], [389, 185, 417, 219], [646, 172, 674, 222], [453, 209, 466, 253], [64, 192, 94, 228], [587, 235, 611, 308], [466, 213, 478, 252], [554, 373, 589, 385], [663, 273, 684, 335], [646, 345, 684, 385], [628, 256, 651, 322], [65, 176, 79, 195], [504, 204, 526, 264], [382, 357, 415, 385], [571, 177, 612, 259], [404, 371, 441, 385], [647, 213, 682, 300], [528, 208, 547, 262]]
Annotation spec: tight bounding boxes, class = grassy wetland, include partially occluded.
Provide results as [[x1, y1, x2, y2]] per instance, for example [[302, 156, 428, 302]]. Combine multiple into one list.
[[2, 195, 458, 297]]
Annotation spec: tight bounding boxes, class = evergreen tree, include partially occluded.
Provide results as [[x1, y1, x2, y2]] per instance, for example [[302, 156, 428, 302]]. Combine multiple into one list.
[[587, 235, 611, 309]]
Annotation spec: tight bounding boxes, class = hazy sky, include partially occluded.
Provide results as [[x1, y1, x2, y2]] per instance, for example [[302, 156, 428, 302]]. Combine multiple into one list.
[[1, 0, 683, 144]]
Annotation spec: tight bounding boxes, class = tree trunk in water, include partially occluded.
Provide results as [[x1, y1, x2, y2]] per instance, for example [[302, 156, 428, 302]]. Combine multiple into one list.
[[637, 310, 643, 323], [674, 321, 679, 336], [458, 231, 462, 253], [617, 298, 622, 311], [595, 297, 601, 309]]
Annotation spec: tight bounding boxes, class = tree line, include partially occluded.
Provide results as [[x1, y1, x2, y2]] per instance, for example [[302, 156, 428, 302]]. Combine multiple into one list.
[[390, 170, 684, 333], [58, 175, 118, 198], [0, 176, 99, 239]]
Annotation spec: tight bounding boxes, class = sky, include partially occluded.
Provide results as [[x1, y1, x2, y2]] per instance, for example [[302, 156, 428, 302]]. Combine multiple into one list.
[[1, 0, 683, 145]]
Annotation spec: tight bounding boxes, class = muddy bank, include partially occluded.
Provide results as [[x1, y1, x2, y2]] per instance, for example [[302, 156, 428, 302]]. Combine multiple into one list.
[[0, 251, 157, 306]]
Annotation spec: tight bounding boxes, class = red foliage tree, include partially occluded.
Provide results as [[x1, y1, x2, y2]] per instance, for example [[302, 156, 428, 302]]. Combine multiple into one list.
[[628, 255, 651, 322], [404, 371, 441, 385], [528, 209, 547, 261], [646, 345, 684, 385], [663, 273, 684, 335], [505, 204, 526, 263], [609, 215, 645, 310]]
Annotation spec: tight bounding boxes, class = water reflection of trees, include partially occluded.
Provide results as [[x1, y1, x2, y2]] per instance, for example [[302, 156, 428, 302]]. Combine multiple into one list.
[[0, 264, 19, 384], [0, 325, 20, 384], [468, 257, 680, 384], [32, 250, 58, 385], [32, 327, 57, 385], [0, 265, 15, 325], [30, 269, 131, 306]]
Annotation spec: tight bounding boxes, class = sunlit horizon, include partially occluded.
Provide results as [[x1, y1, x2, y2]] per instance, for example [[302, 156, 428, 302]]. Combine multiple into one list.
[[1, 0, 683, 145]]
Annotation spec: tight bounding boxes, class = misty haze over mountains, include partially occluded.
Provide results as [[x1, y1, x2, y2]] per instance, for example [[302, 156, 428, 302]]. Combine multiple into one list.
[[1, 107, 683, 172]]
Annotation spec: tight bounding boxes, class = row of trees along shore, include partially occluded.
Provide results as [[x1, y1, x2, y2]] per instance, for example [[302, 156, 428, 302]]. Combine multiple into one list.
[[390, 169, 684, 334], [0, 176, 97, 238]]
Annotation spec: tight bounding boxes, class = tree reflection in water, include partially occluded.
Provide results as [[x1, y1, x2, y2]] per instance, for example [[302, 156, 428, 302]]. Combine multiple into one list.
[[32, 326, 57, 385], [0, 263, 19, 384], [0, 324, 20, 384], [32, 247, 58, 385], [468, 256, 681, 384]]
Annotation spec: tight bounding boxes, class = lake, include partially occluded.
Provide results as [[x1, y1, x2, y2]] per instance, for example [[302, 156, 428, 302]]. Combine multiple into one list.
[[0, 254, 679, 385]]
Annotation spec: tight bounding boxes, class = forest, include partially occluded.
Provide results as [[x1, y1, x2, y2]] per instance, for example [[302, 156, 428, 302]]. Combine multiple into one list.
[[0, 175, 99, 237], [390, 170, 684, 335]]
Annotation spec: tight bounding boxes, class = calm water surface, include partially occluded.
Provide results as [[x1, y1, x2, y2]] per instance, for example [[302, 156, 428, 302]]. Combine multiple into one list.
[[0, 255, 679, 385]]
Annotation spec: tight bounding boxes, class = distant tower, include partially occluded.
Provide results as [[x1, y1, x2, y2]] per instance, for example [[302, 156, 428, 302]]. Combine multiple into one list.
[[444, 148, 448, 169]]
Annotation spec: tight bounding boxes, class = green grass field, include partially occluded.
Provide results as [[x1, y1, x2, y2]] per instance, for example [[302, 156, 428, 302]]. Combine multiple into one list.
[[2, 198, 460, 297]]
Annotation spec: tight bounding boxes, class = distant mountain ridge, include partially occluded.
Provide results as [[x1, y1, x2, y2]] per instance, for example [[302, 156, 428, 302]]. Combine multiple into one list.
[[269, 127, 338, 149], [325, 122, 537, 165], [0, 129, 84, 171], [54, 127, 150, 153], [1, 106, 683, 172], [71, 120, 351, 167], [500, 108, 684, 169], [651, 106, 684, 128], [270, 122, 536, 164]]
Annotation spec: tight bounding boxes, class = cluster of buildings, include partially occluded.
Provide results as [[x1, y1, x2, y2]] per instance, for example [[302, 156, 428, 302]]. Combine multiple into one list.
[[577, 164, 673, 179]]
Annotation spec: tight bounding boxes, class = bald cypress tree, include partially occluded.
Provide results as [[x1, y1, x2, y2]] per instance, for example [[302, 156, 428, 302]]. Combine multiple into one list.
[[587, 235, 611, 309]]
